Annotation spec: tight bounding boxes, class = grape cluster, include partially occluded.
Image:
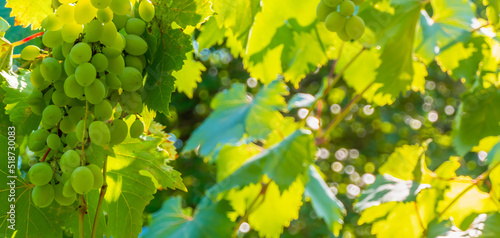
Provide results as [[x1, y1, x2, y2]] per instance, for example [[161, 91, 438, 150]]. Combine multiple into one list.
[[22, 0, 153, 208], [316, 0, 365, 41]]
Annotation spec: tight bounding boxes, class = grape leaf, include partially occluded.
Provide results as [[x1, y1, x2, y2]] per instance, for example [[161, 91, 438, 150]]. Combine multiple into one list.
[[415, 0, 475, 64], [4, 0, 52, 29], [143, 27, 191, 115], [0, 135, 72, 237], [370, 202, 425, 237], [0, 37, 12, 70], [0, 17, 9, 34], [482, 213, 500, 237], [207, 129, 315, 195], [378, 144, 425, 180], [143, 196, 233, 238], [105, 135, 186, 238], [195, 17, 226, 51], [183, 80, 288, 157], [173, 51, 206, 98], [216, 143, 261, 181], [1, 70, 41, 136], [453, 88, 500, 156], [305, 166, 345, 236], [153, 0, 213, 29]]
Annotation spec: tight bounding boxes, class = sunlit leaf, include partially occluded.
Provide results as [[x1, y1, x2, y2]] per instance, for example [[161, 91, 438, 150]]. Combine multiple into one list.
[[5, 0, 52, 29]]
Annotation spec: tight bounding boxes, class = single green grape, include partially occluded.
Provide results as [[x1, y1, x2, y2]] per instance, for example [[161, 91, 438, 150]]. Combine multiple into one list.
[[91, 53, 109, 72], [68, 106, 86, 124], [100, 21, 118, 46], [125, 55, 143, 72], [46, 134, 62, 150], [70, 43, 92, 64], [94, 100, 113, 121], [325, 11, 346, 32], [109, 0, 131, 15], [89, 121, 111, 145], [337, 28, 352, 41], [91, 0, 111, 9], [120, 91, 143, 114], [71, 166, 94, 194], [40, 57, 62, 82], [61, 150, 81, 168], [52, 45, 65, 60], [102, 33, 125, 57], [107, 55, 125, 75], [74, 0, 98, 25], [84, 79, 106, 104], [42, 105, 62, 128], [64, 75, 84, 98], [62, 42, 73, 58], [345, 15, 365, 40], [316, 1, 336, 22], [61, 22, 83, 43], [119, 67, 142, 92], [75, 63, 97, 86], [52, 90, 69, 107], [56, 4, 75, 22], [63, 179, 77, 197], [84, 19, 104, 42], [124, 34, 148, 56], [112, 13, 129, 30], [64, 59, 76, 75], [86, 164, 103, 190], [42, 13, 63, 31], [29, 162, 53, 186], [97, 7, 113, 23], [54, 183, 76, 206], [125, 18, 146, 36], [60, 116, 76, 134], [21, 45, 41, 61], [339, 0, 355, 16], [130, 119, 144, 138], [106, 72, 121, 89], [28, 129, 50, 152], [139, 0, 155, 22], [30, 66, 50, 91], [66, 132, 79, 148], [32, 184, 55, 208], [109, 119, 128, 145]]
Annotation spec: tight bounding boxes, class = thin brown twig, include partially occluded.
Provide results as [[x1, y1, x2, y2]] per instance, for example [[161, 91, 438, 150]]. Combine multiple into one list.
[[91, 157, 108, 238]]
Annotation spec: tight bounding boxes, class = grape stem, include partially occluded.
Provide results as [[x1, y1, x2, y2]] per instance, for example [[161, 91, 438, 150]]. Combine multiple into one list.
[[231, 180, 270, 238], [11, 32, 44, 47], [40, 148, 51, 162], [78, 195, 87, 238], [91, 157, 107, 238], [81, 100, 89, 165]]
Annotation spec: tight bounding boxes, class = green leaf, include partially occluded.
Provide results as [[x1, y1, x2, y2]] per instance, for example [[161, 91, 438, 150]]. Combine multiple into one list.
[[0, 135, 72, 237], [172, 51, 206, 98], [415, 0, 475, 64], [354, 175, 423, 212], [0, 17, 10, 34], [216, 143, 261, 181], [153, 0, 213, 29], [1, 70, 41, 136], [143, 27, 191, 115], [453, 88, 500, 156], [183, 80, 288, 157], [426, 219, 453, 238], [304, 166, 345, 236], [487, 141, 500, 167], [378, 144, 425, 180], [144, 196, 234, 238], [105, 134, 185, 238], [482, 213, 500, 237], [208, 129, 315, 195], [369, 202, 425, 237]]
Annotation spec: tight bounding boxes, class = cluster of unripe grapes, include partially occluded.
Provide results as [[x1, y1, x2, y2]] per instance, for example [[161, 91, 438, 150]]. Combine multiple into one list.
[[317, 0, 365, 41], [21, 0, 155, 208]]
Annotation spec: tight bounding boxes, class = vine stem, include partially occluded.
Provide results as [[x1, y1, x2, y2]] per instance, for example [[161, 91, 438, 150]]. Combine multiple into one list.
[[81, 100, 89, 165], [231, 181, 270, 238], [91, 157, 107, 238], [438, 162, 500, 218], [78, 195, 87, 238], [11, 32, 44, 47], [40, 148, 51, 162]]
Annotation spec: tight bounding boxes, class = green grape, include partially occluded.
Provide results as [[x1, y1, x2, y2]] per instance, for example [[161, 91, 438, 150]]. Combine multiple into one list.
[[89, 121, 111, 145], [64, 75, 84, 98], [138, 55, 147, 68], [42, 105, 62, 128], [54, 79, 65, 91], [91, 0, 111, 9], [125, 18, 146, 36], [54, 183, 76, 206], [106, 72, 121, 89], [52, 45, 65, 60], [94, 100, 113, 121], [97, 7, 113, 23], [345, 15, 365, 40], [85, 80, 106, 104], [86, 164, 103, 189], [32, 184, 54, 208], [46, 134, 62, 150], [124, 34, 148, 56], [109, 0, 131, 15], [119, 67, 142, 92], [52, 90, 69, 107], [84, 20, 104, 42], [62, 22, 83, 43], [102, 33, 125, 57], [29, 162, 53, 186], [40, 57, 62, 82], [130, 119, 144, 138], [108, 90, 120, 108], [112, 13, 129, 29], [100, 21, 118, 46], [125, 55, 143, 72], [21, 45, 40, 60], [74, 0, 98, 25], [62, 42, 73, 58], [66, 132, 79, 148], [42, 13, 63, 31], [107, 55, 125, 75], [60, 116, 76, 133], [27, 90, 44, 106], [69, 106, 86, 124], [91, 53, 109, 72], [28, 129, 49, 152], [71, 166, 94, 194], [75, 63, 97, 86], [63, 179, 77, 197], [61, 150, 81, 168], [325, 12, 346, 32], [337, 29, 352, 41], [351, 0, 364, 5], [76, 120, 88, 142], [323, 0, 342, 7], [42, 30, 63, 48], [316, 1, 336, 22], [70, 43, 92, 64], [120, 91, 143, 113], [339, 0, 355, 16], [30, 66, 50, 91], [109, 119, 127, 144], [56, 4, 75, 22], [64, 59, 76, 75], [139, 0, 155, 22]]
